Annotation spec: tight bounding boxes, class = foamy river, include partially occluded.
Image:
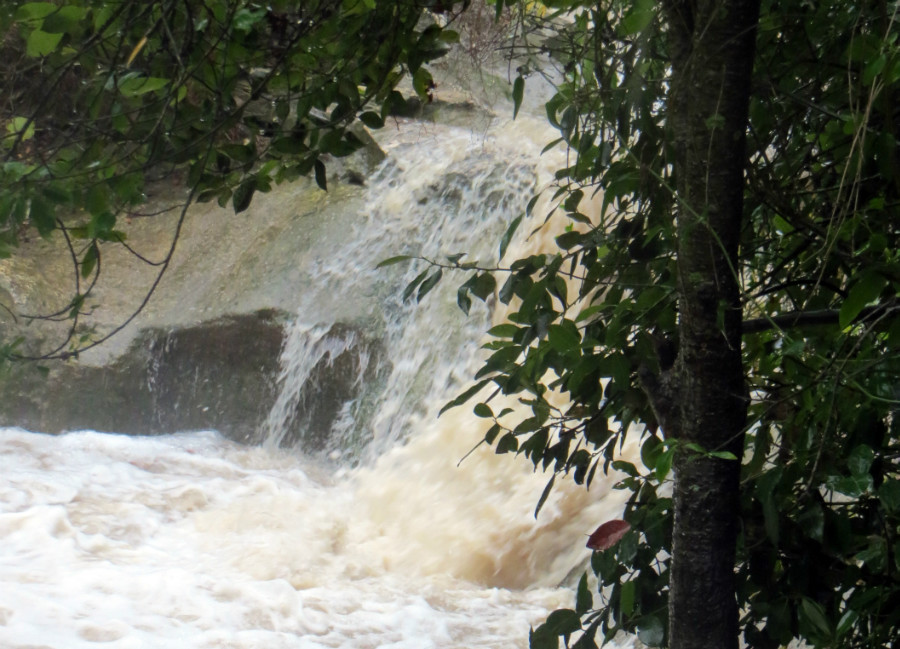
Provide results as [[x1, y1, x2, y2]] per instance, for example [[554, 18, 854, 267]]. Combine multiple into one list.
[[0, 84, 637, 648], [0, 422, 631, 649]]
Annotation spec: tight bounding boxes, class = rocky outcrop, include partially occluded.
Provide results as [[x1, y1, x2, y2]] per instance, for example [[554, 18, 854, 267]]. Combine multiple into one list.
[[0, 311, 385, 451], [0, 61, 510, 451]]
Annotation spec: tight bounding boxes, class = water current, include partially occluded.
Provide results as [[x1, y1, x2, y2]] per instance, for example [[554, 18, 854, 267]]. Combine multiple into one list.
[[0, 112, 635, 648]]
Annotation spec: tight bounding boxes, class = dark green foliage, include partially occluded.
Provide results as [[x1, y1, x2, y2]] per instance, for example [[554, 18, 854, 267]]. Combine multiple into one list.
[[0, 0, 463, 358], [425, 0, 900, 647]]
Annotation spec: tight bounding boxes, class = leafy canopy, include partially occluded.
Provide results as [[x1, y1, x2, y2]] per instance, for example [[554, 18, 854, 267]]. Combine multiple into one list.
[[0, 0, 460, 357], [412, 0, 900, 647]]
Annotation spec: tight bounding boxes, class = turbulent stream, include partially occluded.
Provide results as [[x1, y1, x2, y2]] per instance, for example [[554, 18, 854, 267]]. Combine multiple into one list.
[[0, 111, 634, 648]]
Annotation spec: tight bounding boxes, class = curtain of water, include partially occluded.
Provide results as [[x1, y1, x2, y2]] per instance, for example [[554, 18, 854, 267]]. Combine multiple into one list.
[[260, 120, 541, 458], [261, 323, 370, 450]]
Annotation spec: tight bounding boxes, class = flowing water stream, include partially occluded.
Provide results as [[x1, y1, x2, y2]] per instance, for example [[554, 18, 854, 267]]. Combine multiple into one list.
[[0, 112, 636, 648]]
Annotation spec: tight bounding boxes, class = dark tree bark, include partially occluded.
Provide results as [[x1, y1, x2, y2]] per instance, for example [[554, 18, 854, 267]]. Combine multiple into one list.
[[661, 1, 760, 648]]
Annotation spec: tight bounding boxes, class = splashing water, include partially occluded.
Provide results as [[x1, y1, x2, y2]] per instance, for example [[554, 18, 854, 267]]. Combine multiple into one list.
[[0, 115, 637, 648], [259, 120, 544, 457]]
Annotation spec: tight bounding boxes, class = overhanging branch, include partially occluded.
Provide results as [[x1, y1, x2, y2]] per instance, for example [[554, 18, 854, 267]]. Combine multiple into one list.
[[743, 302, 897, 334]]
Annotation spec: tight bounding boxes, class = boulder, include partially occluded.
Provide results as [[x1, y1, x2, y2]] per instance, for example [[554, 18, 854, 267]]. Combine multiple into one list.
[[0, 311, 385, 453]]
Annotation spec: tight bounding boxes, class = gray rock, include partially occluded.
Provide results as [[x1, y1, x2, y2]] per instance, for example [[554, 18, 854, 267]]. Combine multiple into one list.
[[0, 311, 385, 453]]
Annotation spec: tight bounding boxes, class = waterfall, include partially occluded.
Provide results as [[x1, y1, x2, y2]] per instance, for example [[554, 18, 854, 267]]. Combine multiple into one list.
[[260, 323, 371, 451], [258, 120, 542, 459], [0, 113, 636, 648]]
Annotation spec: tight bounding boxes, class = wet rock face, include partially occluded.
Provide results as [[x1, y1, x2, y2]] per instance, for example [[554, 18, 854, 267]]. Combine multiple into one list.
[[0, 311, 384, 449], [258, 322, 385, 452], [143, 310, 287, 438]]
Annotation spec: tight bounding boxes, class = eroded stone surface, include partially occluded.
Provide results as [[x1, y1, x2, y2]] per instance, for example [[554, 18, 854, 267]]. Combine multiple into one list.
[[0, 311, 384, 450]]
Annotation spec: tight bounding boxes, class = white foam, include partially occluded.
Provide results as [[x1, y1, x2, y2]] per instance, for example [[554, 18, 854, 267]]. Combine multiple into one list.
[[0, 427, 633, 648]]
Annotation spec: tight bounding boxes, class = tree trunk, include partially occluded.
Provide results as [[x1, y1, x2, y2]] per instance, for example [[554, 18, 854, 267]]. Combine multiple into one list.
[[662, 1, 760, 648]]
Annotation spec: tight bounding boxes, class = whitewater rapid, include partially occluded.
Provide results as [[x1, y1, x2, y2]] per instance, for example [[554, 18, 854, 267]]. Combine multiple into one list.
[[0, 424, 631, 648]]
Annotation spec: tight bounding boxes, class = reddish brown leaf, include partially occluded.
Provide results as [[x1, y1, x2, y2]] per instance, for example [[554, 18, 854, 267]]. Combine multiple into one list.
[[586, 519, 631, 551]]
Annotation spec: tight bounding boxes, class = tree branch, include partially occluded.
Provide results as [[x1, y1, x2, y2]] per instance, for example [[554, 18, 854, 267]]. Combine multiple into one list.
[[743, 302, 897, 334]]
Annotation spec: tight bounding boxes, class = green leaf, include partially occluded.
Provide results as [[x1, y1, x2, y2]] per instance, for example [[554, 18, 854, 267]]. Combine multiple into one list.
[[320, 130, 361, 157], [272, 135, 308, 155], [878, 479, 900, 512], [541, 137, 564, 155], [417, 269, 443, 301], [799, 597, 831, 638], [118, 76, 169, 97], [314, 159, 327, 191], [484, 423, 502, 445], [847, 445, 874, 477], [836, 609, 859, 637], [473, 402, 493, 418], [457, 286, 472, 314], [534, 474, 555, 518], [640, 435, 662, 471], [612, 460, 638, 477], [233, 6, 266, 31], [40, 6, 85, 34], [839, 272, 886, 328], [26, 29, 63, 57], [512, 75, 525, 120], [402, 269, 428, 302], [499, 214, 523, 261], [616, 530, 638, 563], [67, 293, 84, 319], [854, 537, 887, 569], [863, 54, 886, 85], [544, 609, 582, 636], [575, 304, 604, 323], [16, 3, 58, 21], [376, 255, 413, 268], [575, 572, 592, 614], [496, 433, 518, 454], [832, 474, 873, 498], [487, 324, 517, 339], [620, 580, 635, 617], [413, 68, 434, 99], [5, 117, 35, 143], [548, 321, 581, 354], [529, 625, 558, 649], [556, 231, 583, 250], [232, 178, 256, 214], [359, 111, 385, 129], [654, 447, 673, 481], [88, 211, 115, 238], [29, 195, 56, 236], [80, 242, 98, 279], [621, 0, 655, 35], [563, 189, 583, 213], [42, 184, 71, 205], [85, 184, 110, 217], [439, 378, 491, 416], [470, 273, 496, 301]]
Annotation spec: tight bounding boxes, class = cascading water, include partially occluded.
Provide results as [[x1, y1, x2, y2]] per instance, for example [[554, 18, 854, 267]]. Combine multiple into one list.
[[258, 121, 542, 460], [0, 113, 636, 648], [260, 323, 372, 452]]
